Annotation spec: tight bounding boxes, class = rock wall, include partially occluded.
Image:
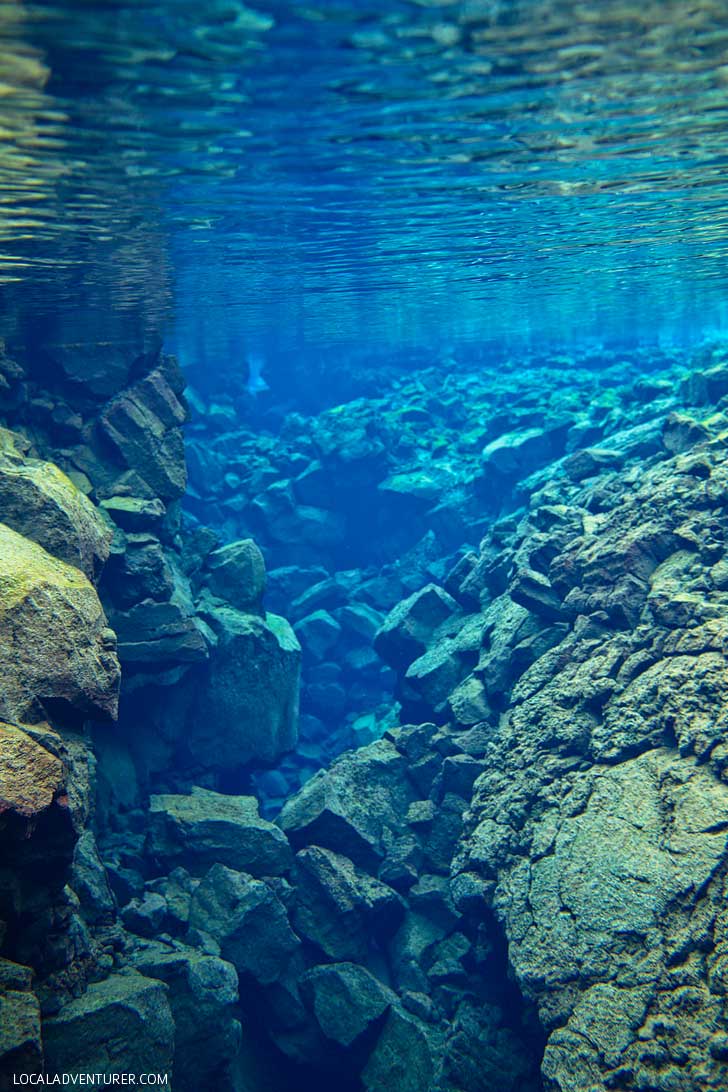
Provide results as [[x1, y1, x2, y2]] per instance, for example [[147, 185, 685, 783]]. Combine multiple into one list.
[[0, 337, 301, 1088]]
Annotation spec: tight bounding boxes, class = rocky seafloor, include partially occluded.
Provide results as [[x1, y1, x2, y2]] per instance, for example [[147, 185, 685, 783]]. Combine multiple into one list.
[[2, 338, 728, 1090]]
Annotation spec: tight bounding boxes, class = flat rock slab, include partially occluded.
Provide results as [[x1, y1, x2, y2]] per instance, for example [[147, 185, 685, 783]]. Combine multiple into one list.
[[148, 786, 293, 876]]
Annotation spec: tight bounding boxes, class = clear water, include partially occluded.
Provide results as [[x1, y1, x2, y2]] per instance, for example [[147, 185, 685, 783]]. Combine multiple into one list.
[[3, 0, 728, 365]]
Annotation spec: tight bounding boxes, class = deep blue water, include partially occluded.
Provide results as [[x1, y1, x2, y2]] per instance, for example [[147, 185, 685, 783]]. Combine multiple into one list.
[[2, 1, 728, 369]]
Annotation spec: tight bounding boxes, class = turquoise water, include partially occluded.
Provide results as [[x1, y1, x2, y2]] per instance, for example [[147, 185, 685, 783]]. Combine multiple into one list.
[[3, 1, 728, 361]]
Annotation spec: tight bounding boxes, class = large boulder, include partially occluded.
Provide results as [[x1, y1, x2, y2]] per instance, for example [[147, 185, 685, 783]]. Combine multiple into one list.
[[0, 524, 120, 724], [131, 942, 241, 1092], [375, 584, 459, 670], [0, 722, 65, 819], [277, 739, 416, 870], [147, 787, 293, 877], [189, 607, 301, 766], [188, 864, 299, 985], [204, 538, 266, 614], [99, 362, 188, 502], [292, 846, 404, 962], [300, 963, 395, 1047], [0, 447, 111, 580], [0, 962, 42, 1080], [42, 971, 174, 1077]]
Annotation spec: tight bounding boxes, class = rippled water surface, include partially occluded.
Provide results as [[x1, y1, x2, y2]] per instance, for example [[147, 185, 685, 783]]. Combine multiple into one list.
[[3, 0, 728, 354]]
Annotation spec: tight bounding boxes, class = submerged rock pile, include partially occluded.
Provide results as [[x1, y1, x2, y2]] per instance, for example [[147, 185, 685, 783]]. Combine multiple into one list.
[[3, 337, 728, 1090]]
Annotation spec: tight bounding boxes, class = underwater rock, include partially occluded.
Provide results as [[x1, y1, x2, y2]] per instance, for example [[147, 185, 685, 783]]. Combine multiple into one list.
[[131, 942, 241, 1092], [42, 971, 174, 1077], [188, 864, 299, 984], [203, 537, 266, 613], [509, 566, 564, 621], [291, 845, 405, 963], [374, 584, 460, 670], [0, 963, 42, 1079], [188, 607, 300, 766], [362, 1007, 437, 1092], [104, 599, 209, 665], [300, 962, 395, 1047], [121, 892, 168, 938], [277, 739, 416, 869], [71, 831, 115, 926], [0, 722, 65, 819], [0, 524, 120, 725], [148, 787, 293, 877], [0, 447, 111, 579], [98, 361, 188, 502], [294, 608, 342, 661]]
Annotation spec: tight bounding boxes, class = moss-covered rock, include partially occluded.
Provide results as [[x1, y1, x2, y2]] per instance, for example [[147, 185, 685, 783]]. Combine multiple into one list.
[[0, 446, 111, 580], [0, 524, 120, 724]]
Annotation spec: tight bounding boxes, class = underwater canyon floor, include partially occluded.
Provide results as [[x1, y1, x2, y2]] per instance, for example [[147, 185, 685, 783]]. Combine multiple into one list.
[[3, 339, 728, 1090]]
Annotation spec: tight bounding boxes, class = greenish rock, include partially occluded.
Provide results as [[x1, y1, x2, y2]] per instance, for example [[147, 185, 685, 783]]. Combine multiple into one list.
[[187, 608, 301, 765], [204, 538, 266, 613], [401, 637, 472, 716], [362, 1008, 436, 1092], [105, 600, 209, 664], [277, 739, 415, 869], [71, 831, 115, 924], [293, 609, 341, 661], [481, 427, 553, 478], [292, 845, 404, 962], [131, 941, 240, 1092], [148, 787, 293, 877], [378, 466, 457, 503], [448, 674, 492, 726], [0, 721, 65, 819], [99, 495, 166, 531], [42, 971, 174, 1077], [188, 864, 299, 985], [300, 962, 395, 1046], [375, 584, 459, 670], [0, 524, 120, 724], [0, 985, 42, 1078], [121, 893, 167, 937], [0, 448, 111, 580], [99, 364, 188, 502]]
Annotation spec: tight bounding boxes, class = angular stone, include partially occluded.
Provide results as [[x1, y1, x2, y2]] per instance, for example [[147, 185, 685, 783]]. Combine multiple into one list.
[[99, 365, 187, 501], [0, 722, 65, 819], [121, 892, 168, 937], [375, 584, 460, 670], [106, 601, 209, 664], [131, 942, 240, 1092], [362, 1008, 436, 1092], [292, 846, 404, 962], [0, 987, 42, 1077], [99, 495, 166, 531], [148, 787, 293, 877], [0, 449, 111, 579], [189, 609, 300, 765], [71, 831, 115, 924], [43, 971, 174, 1077], [0, 525, 120, 724], [294, 609, 342, 661], [509, 567, 563, 621], [204, 538, 266, 613], [277, 739, 415, 869], [188, 864, 299, 984], [300, 963, 394, 1046]]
